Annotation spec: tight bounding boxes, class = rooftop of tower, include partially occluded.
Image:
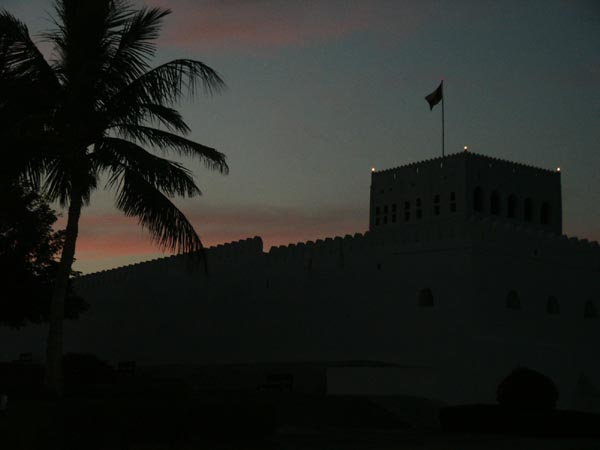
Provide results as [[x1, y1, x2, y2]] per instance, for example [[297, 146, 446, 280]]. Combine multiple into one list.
[[371, 151, 559, 175]]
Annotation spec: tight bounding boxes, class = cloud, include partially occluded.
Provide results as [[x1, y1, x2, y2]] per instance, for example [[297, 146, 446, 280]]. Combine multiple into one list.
[[63, 200, 600, 274], [145, 0, 426, 52], [60, 204, 367, 272]]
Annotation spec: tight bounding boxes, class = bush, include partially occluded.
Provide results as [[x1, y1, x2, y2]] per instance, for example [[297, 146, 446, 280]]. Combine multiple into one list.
[[0, 362, 45, 398], [63, 353, 115, 390], [496, 367, 558, 411]]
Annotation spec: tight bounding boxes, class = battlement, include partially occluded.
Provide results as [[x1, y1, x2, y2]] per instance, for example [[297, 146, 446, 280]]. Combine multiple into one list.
[[205, 236, 263, 260], [373, 151, 557, 175], [264, 217, 598, 272], [370, 151, 562, 235], [77, 236, 263, 281], [267, 233, 368, 264], [77, 217, 597, 285], [462, 216, 599, 263]]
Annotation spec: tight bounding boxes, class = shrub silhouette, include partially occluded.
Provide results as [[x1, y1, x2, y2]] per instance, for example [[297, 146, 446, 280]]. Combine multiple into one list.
[[496, 367, 559, 411], [63, 353, 115, 388]]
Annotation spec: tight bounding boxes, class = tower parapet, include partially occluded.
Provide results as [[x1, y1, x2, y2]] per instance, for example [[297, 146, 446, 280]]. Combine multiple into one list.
[[370, 152, 562, 235]]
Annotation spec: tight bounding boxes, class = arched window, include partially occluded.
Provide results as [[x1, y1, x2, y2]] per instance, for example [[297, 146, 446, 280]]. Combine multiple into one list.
[[507, 194, 517, 218], [540, 202, 551, 225], [473, 187, 484, 212], [524, 198, 533, 222], [506, 290, 521, 309], [547, 296, 559, 315], [418, 288, 434, 307], [490, 191, 501, 215], [584, 301, 598, 319]]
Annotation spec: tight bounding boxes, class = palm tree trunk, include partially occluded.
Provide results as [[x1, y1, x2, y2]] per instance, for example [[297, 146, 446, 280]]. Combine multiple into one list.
[[44, 189, 83, 396]]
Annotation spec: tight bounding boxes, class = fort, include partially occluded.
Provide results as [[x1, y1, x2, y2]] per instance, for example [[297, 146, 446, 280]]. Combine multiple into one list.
[[2, 151, 599, 412]]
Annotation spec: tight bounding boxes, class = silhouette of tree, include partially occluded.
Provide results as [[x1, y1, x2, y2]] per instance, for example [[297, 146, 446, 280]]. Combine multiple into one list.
[[496, 367, 559, 411], [0, 0, 228, 394], [0, 180, 87, 328]]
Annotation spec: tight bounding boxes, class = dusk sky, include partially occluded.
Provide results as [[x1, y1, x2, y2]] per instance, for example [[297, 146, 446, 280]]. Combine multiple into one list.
[[5, 0, 599, 273]]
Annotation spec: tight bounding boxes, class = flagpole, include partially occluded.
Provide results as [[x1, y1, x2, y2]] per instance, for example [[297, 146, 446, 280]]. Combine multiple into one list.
[[425, 80, 445, 156], [441, 80, 445, 157]]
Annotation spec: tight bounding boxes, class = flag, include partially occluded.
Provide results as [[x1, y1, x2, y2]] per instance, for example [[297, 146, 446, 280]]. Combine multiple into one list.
[[425, 81, 443, 110]]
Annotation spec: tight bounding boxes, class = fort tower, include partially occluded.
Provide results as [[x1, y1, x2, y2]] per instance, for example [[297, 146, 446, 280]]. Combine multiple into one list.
[[370, 151, 562, 235]]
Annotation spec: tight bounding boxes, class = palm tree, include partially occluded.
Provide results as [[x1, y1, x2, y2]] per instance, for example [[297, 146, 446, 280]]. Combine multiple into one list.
[[0, 0, 228, 394]]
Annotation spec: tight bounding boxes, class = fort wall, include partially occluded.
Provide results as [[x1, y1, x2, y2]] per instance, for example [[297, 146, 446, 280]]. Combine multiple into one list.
[[0, 153, 597, 410]]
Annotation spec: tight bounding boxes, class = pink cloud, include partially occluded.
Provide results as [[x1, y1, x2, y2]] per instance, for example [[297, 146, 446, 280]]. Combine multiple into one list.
[[145, 0, 426, 51], [57, 203, 599, 274], [56, 204, 367, 271]]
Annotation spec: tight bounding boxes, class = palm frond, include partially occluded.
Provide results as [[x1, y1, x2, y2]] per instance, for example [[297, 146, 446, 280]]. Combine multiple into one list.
[[0, 11, 59, 91], [139, 104, 191, 134], [0, 138, 47, 188], [46, 0, 132, 96], [96, 137, 202, 198], [101, 6, 171, 90], [0, 13, 59, 155], [10, 146, 60, 191], [112, 125, 229, 174], [104, 102, 191, 135], [114, 168, 204, 254], [42, 158, 72, 207], [104, 59, 225, 114], [43, 156, 97, 207]]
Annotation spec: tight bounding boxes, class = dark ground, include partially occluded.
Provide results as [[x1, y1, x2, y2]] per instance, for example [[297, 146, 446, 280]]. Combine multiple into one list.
[[2, 361, 600, 449], [3, 394, 600, 450]]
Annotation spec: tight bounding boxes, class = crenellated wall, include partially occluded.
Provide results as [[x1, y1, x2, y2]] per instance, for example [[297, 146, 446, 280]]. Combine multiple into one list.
[[264, 216, 598, 272]]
